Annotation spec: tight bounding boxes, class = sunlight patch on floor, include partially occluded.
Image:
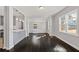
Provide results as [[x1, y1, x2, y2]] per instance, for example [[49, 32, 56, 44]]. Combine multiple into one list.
[[53, 44, 67, 52]]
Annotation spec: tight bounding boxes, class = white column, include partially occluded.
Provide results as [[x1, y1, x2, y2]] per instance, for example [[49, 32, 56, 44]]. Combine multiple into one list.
[[4, 6, 14, 50], [47, 16, 53, 36], [25, 16, 28, 36], [77, 9, 79, 35], [27, 17, 30, 36]]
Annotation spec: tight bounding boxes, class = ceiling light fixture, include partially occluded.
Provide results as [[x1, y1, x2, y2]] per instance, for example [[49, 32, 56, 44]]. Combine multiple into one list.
[[39, 6, 44, 9]]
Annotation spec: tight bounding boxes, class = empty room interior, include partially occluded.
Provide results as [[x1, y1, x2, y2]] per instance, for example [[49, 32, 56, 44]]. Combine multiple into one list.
[[0, 6, 79, 52]]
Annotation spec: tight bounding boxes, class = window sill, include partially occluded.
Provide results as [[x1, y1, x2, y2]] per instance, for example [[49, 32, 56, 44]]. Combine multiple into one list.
[[59, 31, 79, 37], [13, 30, 25, 32]]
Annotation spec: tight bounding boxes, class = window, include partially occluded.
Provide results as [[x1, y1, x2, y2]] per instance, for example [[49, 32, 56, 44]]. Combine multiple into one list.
[[18, 19, 24, 29], [13, 16, 16, 26], [13, 8, 24, 31], [59, 9, 77, 34], [60, 15, 66, 32], [0, 16, 4, 26], [33, 24, 37, 29], [67, 11, 77, 33]]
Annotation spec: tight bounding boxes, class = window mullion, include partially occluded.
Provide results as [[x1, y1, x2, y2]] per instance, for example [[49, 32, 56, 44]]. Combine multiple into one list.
[[65, 14, 68, 33]]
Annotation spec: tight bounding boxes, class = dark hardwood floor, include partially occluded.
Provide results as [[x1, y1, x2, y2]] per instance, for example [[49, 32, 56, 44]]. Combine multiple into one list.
[[13, 33, 79, 52], [0, 33, 78, 52], [0, 48, 9, 52]]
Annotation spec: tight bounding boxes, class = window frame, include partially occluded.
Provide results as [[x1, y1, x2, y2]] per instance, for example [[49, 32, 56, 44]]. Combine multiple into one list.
[[13, 8, 25, 32], [59, 9, 78, 36]]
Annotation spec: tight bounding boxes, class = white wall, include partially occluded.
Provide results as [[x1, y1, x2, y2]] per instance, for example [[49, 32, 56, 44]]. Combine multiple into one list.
[[47, 16, 55, 36], [12, 6, 27, 46], [53, 6, 79, 50], [13, 31, 26, 45], [0, 6, 4, 16], [29, 17, 47, 33]]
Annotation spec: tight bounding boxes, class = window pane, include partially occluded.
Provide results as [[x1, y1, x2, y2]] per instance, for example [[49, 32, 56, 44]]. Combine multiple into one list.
[[67, 12, 77, 33], [21, 21, 23, 29], [0, 16, 4, 26], [60, 16, 66, 32], [13, 16, 16, 26]]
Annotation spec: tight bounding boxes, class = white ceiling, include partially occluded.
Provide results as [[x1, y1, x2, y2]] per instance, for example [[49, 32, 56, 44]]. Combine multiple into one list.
[[14, 6, 66, 18]]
